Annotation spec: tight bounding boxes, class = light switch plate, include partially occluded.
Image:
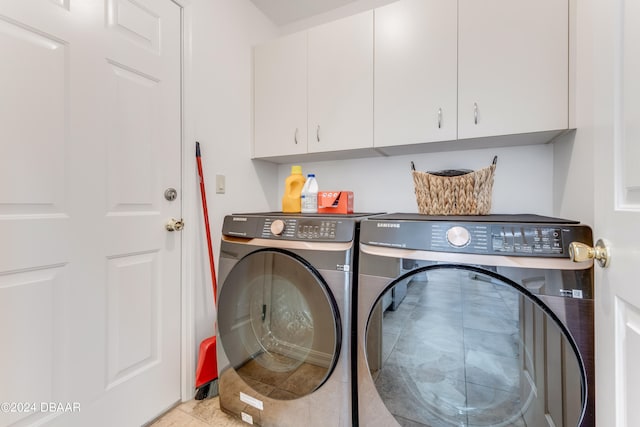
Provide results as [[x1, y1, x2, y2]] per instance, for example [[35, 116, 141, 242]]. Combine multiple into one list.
[[215, 174, 225, 194]]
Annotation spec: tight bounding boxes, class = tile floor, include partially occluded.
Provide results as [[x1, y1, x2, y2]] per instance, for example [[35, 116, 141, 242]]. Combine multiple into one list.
[[148, 396, 246, 427]]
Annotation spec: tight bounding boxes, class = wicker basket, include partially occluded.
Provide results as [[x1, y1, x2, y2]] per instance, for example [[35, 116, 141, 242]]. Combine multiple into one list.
[[411, 156, 497, 215]]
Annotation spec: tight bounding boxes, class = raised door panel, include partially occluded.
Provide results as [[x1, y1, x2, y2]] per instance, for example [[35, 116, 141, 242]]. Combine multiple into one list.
[[458, 0, 568, 139], [254, 31, 307, 158], [308, 10, 373, 153], [374, 0, 457, 148]]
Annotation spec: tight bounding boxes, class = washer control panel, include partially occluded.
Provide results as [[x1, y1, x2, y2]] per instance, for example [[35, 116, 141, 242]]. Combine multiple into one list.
[[362, 220, 592, 258], [222, 215, 355, 242], [262, 217, 339, 240]]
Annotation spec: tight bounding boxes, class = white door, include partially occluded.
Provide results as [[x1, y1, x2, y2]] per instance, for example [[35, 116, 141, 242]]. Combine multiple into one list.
[[592, 0, 640, 425], [0, 1, 182, 426]]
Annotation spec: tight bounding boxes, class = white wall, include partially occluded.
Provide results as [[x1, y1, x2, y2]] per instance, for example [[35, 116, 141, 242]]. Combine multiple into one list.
[[188, 0, 278, 360], [553, 0, 595, 227], [276, 144, 555, 215]]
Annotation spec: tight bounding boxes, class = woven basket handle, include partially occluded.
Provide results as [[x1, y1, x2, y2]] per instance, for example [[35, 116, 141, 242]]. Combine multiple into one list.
[[411, 157, 496, 171]]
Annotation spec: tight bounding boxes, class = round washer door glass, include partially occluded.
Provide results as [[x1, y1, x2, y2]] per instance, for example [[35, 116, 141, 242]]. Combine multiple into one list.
[[366, 266, 585, 426], [218, 249, 341, 400]]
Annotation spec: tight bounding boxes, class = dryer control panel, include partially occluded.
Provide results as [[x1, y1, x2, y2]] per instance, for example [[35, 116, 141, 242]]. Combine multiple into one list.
[[362, 218, 593, 258]]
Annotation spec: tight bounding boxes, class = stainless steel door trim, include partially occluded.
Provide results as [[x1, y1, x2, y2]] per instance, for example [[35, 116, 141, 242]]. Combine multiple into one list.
[[359, 243, 594, 270], [223, 235, 353, 251]]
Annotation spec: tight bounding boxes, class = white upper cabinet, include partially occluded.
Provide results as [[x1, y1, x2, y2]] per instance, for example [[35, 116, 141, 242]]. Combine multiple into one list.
[[252, 0, 570, 162], [458, 0, 569, 139], [307, 11, 374, 153], [374, 0, 458, 148], [254, 31, 307, 158]]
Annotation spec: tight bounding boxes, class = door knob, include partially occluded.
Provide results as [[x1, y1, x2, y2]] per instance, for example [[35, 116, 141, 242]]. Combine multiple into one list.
[[166, 218, 184, 232], [569, 239, 610, 268]]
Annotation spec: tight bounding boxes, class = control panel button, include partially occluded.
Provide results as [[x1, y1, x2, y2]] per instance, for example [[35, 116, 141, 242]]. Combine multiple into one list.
[[447, 226, 471, 248], [270, 219, 285, 236]]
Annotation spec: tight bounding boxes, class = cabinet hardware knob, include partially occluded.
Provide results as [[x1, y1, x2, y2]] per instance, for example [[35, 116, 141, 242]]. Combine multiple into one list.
[[474, 103, 478, 125], [438, 108, 442, 129]]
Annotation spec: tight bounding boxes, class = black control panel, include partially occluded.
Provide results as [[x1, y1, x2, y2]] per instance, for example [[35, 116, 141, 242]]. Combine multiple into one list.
[[491, 225, 563, 255], [261, 217, 339, 240], [361, 218, 592, 258], [222, 214, 357, 243]]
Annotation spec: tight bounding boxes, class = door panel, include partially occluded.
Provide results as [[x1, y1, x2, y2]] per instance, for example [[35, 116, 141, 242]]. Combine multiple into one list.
[[106, 61, 161, 212], [0, 17, 66, 212], [107, 0, 161, 53], [0, 1, 182, 425], [592, 0, 640, 424], [106, 252, 160, 387]]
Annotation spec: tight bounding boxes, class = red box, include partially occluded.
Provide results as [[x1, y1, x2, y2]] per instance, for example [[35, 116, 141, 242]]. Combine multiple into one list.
[[318, 191, 354, 214]]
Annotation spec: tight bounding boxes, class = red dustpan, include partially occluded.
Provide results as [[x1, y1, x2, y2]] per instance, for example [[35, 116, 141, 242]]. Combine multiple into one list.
[[194, 141, 219, 400]]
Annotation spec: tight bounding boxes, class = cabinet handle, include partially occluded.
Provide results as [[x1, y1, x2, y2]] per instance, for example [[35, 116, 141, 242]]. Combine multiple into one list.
[[294, 128, 299, 144], [438, 108, 442, 129], [474, 103, 478, 125], [316, 125, 320, 142]]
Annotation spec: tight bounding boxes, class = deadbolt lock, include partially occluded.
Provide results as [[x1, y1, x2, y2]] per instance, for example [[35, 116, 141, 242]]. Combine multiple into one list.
[[166, 218, 184, 232], [164, 188, 178, 201]]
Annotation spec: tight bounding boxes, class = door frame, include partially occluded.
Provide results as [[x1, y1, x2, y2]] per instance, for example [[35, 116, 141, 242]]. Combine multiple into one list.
[[173, 0, 198, 401]]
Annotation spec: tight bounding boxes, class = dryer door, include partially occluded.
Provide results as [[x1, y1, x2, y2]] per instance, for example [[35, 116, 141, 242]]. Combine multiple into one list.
[[361, 265, 589, 427], [218, 248, 341, 400]]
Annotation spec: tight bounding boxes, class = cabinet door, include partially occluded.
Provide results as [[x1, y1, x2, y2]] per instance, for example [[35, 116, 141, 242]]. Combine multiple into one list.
[[254, 32, 307, 158], [375, 0, 457, 147], [308, 11, 374, 153], [458, 0, 568, 139]]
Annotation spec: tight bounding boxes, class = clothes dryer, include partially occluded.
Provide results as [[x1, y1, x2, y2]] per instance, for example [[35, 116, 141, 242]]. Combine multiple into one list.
[[356, 214, 594, 427], [216, 212, 374, 427]]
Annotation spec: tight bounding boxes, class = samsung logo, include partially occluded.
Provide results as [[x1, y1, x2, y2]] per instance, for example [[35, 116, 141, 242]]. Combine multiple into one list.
[[377, 223, 400, 228], [232, 217, 248, 222]]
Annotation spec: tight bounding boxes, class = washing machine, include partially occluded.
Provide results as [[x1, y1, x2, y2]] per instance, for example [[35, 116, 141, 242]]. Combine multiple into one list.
[[356, 213, 594, 427], [216, 212, 375, 427]]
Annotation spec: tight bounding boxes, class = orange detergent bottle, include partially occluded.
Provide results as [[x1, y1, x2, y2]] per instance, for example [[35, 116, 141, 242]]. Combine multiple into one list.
[[282, 165, 305, 213]]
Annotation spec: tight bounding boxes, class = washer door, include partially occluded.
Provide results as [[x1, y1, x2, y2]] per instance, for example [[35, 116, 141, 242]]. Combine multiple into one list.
[[218, 248, 341, 400], [365, 265, 586, 427]]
